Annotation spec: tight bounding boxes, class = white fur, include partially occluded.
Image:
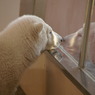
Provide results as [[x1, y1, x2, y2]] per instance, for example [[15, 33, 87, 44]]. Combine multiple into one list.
[[0, 15, 62, 95], [63, 22, 95, 62]]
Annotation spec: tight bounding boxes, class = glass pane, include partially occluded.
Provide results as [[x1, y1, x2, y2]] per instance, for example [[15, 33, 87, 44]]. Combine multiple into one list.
[[61, 1, 87, 62], [45, 0, 87, 62], [85, 4, 95, 77]]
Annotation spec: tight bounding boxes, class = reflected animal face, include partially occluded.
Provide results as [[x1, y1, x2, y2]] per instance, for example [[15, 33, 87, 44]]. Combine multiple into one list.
[[62, 22, 95, 64], [63, 28, 83, 51]]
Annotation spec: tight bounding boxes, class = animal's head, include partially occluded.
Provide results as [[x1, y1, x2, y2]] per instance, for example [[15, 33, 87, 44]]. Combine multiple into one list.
[[63, 22, 95, 50], [63, 22, 95, 51], [63, 28, 83, 54], [44, 24, 63, 50], [63, 22, 95, 63], [34, 22, 63, 52], [21, 15, 63, 52]]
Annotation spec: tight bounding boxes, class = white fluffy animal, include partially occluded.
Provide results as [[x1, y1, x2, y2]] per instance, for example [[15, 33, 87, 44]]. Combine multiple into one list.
[[0, 15, 63, 95], [63, 22, 95, 63]]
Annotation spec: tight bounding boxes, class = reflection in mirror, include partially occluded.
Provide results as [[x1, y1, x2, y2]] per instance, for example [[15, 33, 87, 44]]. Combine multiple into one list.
[[45, 0, 95, 79], [45, 0, 87, 64], [85, 0, 95, 79], [79, 0, 94, 68], [62, 27, 83, 61]]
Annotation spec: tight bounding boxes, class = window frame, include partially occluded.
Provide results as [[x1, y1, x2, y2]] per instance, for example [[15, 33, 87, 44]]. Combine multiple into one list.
[[79, 0, 95, 68]]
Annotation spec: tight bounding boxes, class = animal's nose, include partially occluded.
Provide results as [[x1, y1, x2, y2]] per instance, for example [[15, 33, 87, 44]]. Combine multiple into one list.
[[61, 39, 63, 42], [61, 38, 65, 42]]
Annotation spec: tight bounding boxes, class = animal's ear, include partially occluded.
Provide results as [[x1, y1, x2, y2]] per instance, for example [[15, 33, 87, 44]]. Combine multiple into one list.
[[34, 23, 43, 33]]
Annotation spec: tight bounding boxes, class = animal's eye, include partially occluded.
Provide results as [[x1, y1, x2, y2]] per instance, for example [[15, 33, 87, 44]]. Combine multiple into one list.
[[49, 31, 52, 34], [78, 33, 82, 37]]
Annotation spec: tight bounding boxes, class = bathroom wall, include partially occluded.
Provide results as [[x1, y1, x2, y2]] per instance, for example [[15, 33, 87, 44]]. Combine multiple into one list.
[[20, 0, 46, 19], [0, 0, 20, 31], [20, 0, 34, 16], [19, 0, 95, 37], [45, 0, 95, 37]]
